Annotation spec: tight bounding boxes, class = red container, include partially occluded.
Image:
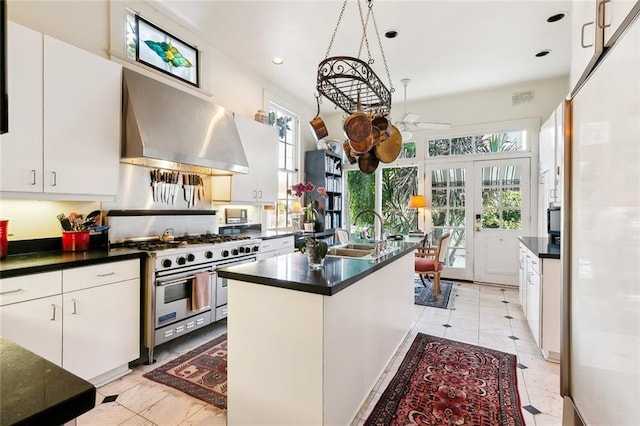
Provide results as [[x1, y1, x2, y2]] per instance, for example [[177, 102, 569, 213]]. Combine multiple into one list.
[[62, 230, 90, 252], [0, 219, 8, 259]]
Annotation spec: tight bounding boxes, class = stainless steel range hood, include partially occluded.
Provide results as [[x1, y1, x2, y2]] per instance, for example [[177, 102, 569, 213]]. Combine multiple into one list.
[[121, 69, 248, 174]]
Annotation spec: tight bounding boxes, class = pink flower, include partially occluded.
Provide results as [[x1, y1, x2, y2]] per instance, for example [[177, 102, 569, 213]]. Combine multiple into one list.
[[288, 182, 315, 198]]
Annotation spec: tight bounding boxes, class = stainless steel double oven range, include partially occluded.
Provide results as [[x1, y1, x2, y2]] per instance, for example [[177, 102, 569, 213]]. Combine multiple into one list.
[[108, 210, 261, 364]]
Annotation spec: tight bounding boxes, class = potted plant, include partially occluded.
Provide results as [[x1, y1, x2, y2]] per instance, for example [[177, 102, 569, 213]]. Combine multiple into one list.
[[299, 237, 328, 270], [302, 203, 317, 232]]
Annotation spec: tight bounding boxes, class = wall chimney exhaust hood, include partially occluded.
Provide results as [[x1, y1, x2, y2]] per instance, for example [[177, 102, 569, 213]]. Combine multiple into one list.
[[121, 69, 248, 175]]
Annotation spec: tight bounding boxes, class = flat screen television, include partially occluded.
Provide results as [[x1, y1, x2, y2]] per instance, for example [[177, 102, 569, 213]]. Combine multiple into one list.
[[0, 0, 7, 134]]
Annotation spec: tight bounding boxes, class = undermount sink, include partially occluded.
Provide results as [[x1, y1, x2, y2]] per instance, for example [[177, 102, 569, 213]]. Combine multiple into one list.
[[326, 247, 370, 258], [343, 243, 376, 250]]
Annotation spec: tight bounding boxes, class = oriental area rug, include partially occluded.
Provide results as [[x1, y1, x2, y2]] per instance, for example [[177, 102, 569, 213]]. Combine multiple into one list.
[[365, 333, 525, 426], [414, 277, 455, 309], [143, 333, 227, 409]]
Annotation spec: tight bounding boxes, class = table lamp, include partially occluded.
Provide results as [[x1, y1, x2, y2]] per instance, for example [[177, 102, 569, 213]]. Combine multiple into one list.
[[407, 195, 427, 235]]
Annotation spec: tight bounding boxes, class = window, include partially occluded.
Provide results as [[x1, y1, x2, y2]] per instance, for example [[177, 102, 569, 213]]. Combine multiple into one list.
[[268, 102, 299, 230], [382, 166, 418, 235], [428, 131, 525, 157], [480, 164, 523, 230]]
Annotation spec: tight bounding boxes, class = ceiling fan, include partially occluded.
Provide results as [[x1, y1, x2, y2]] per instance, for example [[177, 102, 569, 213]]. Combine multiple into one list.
[[395, 78, 451, 141]]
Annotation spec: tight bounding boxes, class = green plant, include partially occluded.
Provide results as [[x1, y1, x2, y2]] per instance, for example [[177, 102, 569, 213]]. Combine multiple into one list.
[[299, 237, 328, 261], [303, 204, 317, 222]]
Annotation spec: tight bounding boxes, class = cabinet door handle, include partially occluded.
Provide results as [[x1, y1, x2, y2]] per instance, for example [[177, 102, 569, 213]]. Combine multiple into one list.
[[258, 190, 263, 199], [527, 272, 534, 284], [50, 304, 57, 321], [97, 272, 116, 277], [252, 190, 257, 198], [597, 0, 610, 29], [30, 169, 37, 185], [0, 288, 22, 295], [51, 171, 57, 187], [71, 299, 78, 314], [581, 21, 594, 48]]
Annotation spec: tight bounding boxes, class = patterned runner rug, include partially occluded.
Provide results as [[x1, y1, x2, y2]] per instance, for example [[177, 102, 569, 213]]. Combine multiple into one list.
[[365, 333, 525, 425], [414, 277, 454, 309], [143, 333, 227, 409]]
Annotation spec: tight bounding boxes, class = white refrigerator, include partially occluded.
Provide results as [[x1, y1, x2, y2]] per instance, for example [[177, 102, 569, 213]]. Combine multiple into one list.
[[562, 7, 640, 426]]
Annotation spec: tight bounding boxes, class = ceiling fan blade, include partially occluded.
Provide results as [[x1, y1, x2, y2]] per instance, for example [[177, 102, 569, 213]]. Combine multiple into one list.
[[415, 121, 452, 130]]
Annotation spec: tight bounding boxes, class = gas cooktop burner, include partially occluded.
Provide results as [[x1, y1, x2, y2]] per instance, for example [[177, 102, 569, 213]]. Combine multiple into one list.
[[114, 234, 253, 251]]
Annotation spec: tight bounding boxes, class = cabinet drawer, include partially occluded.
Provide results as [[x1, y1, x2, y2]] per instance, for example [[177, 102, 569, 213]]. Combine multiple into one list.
[[261, 236, 294, 252], [0, 271, 62, 306], [63, 259, 140, 293]]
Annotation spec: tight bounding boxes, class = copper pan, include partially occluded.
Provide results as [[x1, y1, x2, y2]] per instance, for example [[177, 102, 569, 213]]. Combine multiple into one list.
[[309, 96, 328, 141], [358, 150, 379, 174], [343, 140, 358, 165], [375, 125, 402, 163], [349, 126, 377, 155], [343, 91, 371, 143], [372, 115, 392, 140]]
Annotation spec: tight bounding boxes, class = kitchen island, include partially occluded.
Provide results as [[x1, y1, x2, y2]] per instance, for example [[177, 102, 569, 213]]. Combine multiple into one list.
[[218, 240, 417, 426]]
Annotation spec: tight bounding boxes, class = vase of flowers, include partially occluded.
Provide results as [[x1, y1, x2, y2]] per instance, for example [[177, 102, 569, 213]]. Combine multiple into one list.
[[300, 237, 328, 270], [289, 182, 326, 232]]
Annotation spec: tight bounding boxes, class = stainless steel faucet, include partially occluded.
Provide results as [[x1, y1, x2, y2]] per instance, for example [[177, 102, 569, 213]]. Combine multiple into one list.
[[353, 209, 386, 253]]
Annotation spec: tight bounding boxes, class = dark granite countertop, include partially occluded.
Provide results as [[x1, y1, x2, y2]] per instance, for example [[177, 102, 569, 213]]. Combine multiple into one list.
[[0, 249, 146, 279], [519, 236, 560, 259], [0, 338, 96, 425], [217, 240, 418, 296]]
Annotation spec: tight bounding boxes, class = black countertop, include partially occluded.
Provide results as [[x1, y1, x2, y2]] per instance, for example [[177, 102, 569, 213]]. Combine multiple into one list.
[[0, 338, 96, 426], [0, 249, 146, 279], [519, 236, 561, 259], [217, 240, 418, 296]]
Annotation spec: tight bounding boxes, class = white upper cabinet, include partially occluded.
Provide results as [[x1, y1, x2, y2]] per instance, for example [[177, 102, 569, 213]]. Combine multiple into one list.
[[539, 102, 565, 209], [0, 22, 43, 193], [601, 0, 639, 46], [570, 0, 604, 92], [213, 114, 278, 204], [0, 21, 121, 198], [43, 36, 121, 196]]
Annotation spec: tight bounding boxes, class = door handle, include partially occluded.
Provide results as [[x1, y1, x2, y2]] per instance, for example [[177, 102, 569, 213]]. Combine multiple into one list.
[[71, 299, 78, 314], [475, 226, 481, 232], [30, 170, 37, 185], [51, 171, 57, 187], [50, 304, 57, 321], [581, 21, 594, 48]]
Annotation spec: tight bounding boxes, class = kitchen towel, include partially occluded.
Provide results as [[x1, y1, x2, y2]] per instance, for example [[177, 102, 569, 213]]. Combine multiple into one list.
[[191, 272, 211, 311]]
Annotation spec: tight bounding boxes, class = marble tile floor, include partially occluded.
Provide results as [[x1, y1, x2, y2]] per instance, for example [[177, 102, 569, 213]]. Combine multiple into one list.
[[77, 281, 562, 425]]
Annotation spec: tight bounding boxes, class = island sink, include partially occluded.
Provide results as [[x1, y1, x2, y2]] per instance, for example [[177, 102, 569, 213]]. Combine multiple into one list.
[[326, 247, 370, 257], [326, 242, 400, 261]]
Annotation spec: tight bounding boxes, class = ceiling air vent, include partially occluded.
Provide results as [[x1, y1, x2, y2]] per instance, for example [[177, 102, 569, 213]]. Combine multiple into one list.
[[512, 91, 534, 106]]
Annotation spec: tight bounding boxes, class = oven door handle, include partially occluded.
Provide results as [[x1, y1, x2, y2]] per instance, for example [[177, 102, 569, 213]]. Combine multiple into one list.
[[156, 272, 213, 287]]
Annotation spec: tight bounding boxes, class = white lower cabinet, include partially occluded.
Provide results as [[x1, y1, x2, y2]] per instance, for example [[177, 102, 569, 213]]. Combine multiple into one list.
[[258, 236, 295, 260], [518, 242, 561, 362], [0, 259, 140, 385]]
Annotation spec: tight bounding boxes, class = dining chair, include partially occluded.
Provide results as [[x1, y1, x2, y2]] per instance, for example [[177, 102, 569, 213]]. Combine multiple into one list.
[[334, 228, 349, 244], [414, 232, 451, 300]]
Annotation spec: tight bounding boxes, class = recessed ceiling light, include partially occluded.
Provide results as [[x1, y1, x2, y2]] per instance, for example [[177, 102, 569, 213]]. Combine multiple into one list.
[[535, 50, 551, 57], [547, 13, 566, 23], [272, 57, 283, 65], [384, 30, 398, 39]]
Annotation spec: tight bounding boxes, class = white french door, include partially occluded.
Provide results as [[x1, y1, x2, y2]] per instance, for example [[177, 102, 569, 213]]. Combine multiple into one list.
[[425, 157, 530, 285], [473, 158, 530, 285]]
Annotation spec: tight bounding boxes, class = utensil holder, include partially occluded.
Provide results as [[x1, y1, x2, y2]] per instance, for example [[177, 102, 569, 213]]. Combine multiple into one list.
[[62, 231, 90, 252]]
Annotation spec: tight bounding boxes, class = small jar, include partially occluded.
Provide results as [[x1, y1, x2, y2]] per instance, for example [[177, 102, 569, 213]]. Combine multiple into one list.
[[254, 109, 268, 124]]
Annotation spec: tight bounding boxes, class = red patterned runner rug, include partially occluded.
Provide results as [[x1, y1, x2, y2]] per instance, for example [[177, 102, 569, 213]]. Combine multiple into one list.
[[365, 333, 525, 425], [143, 333, 227, 409]]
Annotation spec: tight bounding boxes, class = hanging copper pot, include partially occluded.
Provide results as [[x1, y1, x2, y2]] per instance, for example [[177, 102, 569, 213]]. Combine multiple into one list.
[[372, 115, 392, 141], [375, 125, 402, 163], [343, 140, 358, 164], [343, 91, 372, 143], [309, 95, 328, 141], [358, 150, 379, 174]]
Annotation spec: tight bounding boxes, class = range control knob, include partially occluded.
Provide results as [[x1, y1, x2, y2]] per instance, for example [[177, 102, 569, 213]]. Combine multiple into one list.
[[232, 248, 239, 256], [253, 245, 260, 252], [221, 250, 230, 257], [239, 246, 246, 253], [204, 251, 213, 259], [187, 253, 196, 262], [245, 246, 252, 253], [162, 259, 172, 268], [176, 256, 186, 265]]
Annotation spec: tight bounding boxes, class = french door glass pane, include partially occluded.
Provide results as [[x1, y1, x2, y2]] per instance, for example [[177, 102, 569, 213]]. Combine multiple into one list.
[[430, 167, 467, 268], [480, 164, 523, 230]]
